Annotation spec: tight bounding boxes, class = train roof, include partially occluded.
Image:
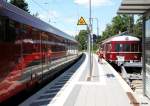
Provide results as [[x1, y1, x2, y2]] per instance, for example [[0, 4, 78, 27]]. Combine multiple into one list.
[[0, 1, 77, 43], [102, 33, 140, 44]]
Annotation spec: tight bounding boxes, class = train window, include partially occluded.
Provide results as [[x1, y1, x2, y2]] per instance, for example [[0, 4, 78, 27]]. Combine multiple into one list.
[[146, 19, 150, 38], [51, 45, 65, 52], [0, 16, 6, 42], [131, 43, 138, 52], [115, 44, 119, 52], [135, 44, 139, 52], [106, 43, 111, 52], [0, 18, 21, 42], [124, 44, 130, 52], [115, 44, 123, 52], [131, 43, 140, 52], [5, 19, 15, 42]]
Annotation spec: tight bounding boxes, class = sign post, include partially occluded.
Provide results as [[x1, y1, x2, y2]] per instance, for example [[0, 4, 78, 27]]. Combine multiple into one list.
[[89, 0, 92, 78], [77, 16, 92, 79]]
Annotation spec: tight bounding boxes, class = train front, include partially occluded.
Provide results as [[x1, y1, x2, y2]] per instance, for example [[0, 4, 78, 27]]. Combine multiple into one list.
[[100, 35, 142, 66]]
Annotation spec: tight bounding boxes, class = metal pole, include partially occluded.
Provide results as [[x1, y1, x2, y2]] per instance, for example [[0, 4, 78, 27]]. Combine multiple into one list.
[[90, 17, 99, 72], [90, 18, 93, 72], [89, 0, 92, 77], [142, 16, 146, 96], [96, 18, 99, 36], [91, 32, 93, 70]]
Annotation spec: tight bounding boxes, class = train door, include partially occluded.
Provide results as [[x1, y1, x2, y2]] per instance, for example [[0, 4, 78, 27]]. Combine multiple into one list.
[[0, 16, 26, 102], [103, 44, 107, 59], [20, 26, 42, 86], [0, 17, 18, 79], [40, 32, 49, 81], [66, 40, 70, 56], [106, 43, 111, 60]]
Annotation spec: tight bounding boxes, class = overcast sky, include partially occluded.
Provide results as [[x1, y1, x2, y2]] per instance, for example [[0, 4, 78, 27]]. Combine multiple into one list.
[[26, 0, 122, 36]]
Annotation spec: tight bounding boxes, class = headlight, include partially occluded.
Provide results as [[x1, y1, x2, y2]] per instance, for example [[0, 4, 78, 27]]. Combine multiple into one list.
[[134, 55, 137, 59]]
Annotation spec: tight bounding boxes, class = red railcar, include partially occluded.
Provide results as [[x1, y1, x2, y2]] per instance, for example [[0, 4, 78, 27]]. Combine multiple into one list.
[[0, 1, 78, 102], [99, 33, 141, 64]]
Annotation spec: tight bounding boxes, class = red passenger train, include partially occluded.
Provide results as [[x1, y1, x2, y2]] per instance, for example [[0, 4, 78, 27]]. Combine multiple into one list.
[[98, 33, 141, 65], [0, 1, 78, 102]]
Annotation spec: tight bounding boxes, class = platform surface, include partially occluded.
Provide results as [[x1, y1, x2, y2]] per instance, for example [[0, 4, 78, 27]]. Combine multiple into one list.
[[20, 53, 139, 106], [59, 54, 131, 106]]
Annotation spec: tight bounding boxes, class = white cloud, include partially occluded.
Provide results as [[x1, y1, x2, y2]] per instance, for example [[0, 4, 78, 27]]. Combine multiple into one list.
[[74, 0, 113, 7], [63, 18, 78, 25]]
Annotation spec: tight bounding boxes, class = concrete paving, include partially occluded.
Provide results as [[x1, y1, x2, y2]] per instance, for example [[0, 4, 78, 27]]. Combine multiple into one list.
[[62, 54, 131, 106]]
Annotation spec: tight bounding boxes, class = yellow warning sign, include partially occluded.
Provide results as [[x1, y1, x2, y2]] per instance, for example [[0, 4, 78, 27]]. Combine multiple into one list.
[[77, 17, 87, 25]]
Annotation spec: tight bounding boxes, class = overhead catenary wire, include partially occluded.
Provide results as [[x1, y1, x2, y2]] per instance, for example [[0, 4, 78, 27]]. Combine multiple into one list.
[[31, 0, 49, 12], [31, 0, 62, 24], [30, 0, 78, 37], [31, 0, 52, 22], [75, 3, 80, 37], [30, 0, 67, 29]]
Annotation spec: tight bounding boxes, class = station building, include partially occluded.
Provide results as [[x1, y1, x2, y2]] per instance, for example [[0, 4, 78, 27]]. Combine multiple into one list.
[[118, 0, 150, 99]]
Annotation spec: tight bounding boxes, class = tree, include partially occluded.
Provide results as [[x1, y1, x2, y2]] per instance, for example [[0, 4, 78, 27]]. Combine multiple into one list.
[[133, 17, 142, 38], [99, 15, 131, 43], [33, 12, 39, 17], [10, 0, 29, 12], [96, 14, 142, 46], [112, 15, 130, 33], [75, 30, 88, 51]]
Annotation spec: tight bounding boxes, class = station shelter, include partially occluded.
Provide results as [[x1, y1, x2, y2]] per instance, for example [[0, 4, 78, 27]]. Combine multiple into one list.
[[118, 0, 150, 99]]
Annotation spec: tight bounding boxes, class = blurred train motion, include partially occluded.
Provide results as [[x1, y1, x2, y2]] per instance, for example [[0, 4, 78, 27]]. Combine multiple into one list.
[[0, 1, 79, 102], [97, 32, 142, 66]]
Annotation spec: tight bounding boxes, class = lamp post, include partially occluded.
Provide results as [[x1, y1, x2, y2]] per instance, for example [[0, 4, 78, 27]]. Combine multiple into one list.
[[89, 0, 92, 77]]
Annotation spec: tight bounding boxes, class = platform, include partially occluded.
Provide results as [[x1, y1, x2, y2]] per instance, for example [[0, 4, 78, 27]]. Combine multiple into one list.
[[20, 53, 149, 106]]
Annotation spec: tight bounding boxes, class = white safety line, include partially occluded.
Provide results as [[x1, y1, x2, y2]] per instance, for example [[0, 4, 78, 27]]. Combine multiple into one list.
[[93, 54, 106, 85], [75, 81, 106, 86], [91, 55, 97, 81]]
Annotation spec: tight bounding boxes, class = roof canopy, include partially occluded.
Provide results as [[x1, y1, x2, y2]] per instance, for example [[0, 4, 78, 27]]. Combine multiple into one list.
[[117, 0, 150, 14]]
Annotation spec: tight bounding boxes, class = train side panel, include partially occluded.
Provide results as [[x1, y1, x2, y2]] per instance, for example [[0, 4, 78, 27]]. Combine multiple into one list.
[[0, 2, 78, 102]]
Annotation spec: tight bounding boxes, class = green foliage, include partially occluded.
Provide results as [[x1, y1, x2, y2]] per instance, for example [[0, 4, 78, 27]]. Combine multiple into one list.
[[10, 0, 29, 12], [32, 12, 39, 17], [93, 43, 98, 52], [98, 15, 142, 44], [101, 15, 130, 41], [133, 17, 142, 38], [96, 35, 101, 44], [75, 30, 88, 51], [112, 15, 130, 33]]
